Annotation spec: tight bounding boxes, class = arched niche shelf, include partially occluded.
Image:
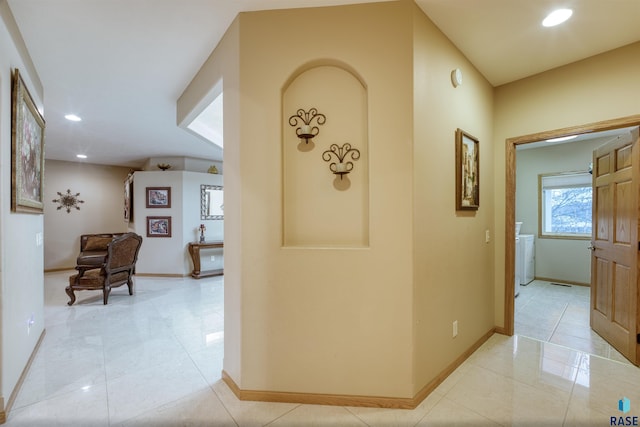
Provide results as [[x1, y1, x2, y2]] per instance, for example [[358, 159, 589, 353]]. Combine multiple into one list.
[[282, 62, 369, 248]]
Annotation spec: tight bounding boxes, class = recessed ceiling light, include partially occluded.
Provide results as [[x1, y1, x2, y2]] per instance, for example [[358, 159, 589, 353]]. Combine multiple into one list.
[[65, 114, 82, 122], [76, 154, 87, 159], [542, 9, 573, 27], [546, 135, 578, 142]]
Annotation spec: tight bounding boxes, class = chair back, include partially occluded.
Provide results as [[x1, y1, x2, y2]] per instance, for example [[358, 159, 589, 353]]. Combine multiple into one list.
[[105, 233, 143, 272]]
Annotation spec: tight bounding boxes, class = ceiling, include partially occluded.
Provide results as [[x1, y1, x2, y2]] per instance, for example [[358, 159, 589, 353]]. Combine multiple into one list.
[[7, 0, 640, 168]]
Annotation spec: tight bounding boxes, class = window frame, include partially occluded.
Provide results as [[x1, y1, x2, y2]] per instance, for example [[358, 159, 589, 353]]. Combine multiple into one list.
[[538, 171, 593, 240]]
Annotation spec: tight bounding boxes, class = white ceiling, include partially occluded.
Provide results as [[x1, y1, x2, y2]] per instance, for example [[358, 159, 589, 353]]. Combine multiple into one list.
[[7, 0, 640, 168]]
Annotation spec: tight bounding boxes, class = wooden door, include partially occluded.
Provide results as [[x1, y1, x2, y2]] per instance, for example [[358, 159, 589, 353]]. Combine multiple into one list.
[[591, 128, 640, 364]]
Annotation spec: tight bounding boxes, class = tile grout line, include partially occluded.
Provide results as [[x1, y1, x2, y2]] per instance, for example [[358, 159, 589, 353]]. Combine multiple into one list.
[[208, 381, 241, 427], [548, 302, 569, 342], [342, 405, 374, 427], [262, 403, 302, 426], [560, 352, 583, 427], [409, 392, 445, 427]]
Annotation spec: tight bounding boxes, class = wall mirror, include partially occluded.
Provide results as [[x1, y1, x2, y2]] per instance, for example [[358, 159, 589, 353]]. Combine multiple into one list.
[[201, 185, 224, 220]]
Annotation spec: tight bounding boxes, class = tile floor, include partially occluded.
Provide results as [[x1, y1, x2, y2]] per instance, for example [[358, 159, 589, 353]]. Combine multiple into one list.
[[515, 279, 629, 363], [5, 272, 640, 426]]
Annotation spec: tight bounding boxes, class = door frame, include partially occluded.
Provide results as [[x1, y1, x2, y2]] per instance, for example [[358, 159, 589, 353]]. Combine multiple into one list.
[[504, 114, 640, 336]]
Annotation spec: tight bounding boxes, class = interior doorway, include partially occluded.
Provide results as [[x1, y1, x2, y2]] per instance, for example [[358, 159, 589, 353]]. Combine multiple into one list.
[[504, 115, 640, 362]]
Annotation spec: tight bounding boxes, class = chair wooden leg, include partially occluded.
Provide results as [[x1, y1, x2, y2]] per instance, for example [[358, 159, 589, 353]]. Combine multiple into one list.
[[65, 286, 76, 306], [127, 278, 134, 296], [103, 285, 111, 305]]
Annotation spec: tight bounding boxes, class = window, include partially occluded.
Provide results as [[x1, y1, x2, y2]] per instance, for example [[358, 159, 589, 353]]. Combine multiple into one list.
[[539, 172, 592, 239]]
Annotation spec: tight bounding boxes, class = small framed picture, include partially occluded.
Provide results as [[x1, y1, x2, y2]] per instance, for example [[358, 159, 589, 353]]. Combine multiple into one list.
[[146, 187, 171, 208], [455, 128, 480, 210], [147, 216, 172, 237]]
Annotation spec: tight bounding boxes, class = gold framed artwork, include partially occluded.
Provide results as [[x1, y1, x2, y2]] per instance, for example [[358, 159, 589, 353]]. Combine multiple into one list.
[[455, 128, 479, 210], [11, 69, 45, 214]]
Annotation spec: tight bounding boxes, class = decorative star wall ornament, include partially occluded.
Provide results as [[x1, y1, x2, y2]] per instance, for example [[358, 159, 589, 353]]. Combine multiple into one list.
[[52, 189, 84, 213]]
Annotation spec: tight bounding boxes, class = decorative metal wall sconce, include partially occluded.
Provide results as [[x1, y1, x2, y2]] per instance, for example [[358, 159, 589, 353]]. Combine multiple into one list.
[[322, 143, 360, 179], [52, 189, 84, 213], [288, 108, 326, 143]]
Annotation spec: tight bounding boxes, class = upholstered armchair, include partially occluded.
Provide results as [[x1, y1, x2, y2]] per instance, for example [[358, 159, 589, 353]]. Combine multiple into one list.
[[66, 233, 143, 305], [75, 233, 126, 274]]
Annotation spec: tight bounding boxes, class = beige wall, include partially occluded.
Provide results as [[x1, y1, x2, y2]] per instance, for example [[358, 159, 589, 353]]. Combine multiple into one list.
[[237, 1, 414, 397], [282, 65, 369, 247], [180, 0, 497, 400], [0, 0, 45, 410], [412, 3, 495, 392], [494, 41, 640, 327], [44, 160, 131, 270]]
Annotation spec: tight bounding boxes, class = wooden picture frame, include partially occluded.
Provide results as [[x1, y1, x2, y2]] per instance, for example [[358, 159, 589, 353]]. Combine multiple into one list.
[[11, 69, 46, 214], [124, 173, 134, 222], [455, 128, 479, 210], [147, 216, 171, 237], [146, 186, 171, 208]]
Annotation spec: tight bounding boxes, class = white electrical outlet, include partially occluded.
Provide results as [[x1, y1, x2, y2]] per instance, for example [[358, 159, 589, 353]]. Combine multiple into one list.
[[453, 320, 458, 338], [485, 229, 490, 243]]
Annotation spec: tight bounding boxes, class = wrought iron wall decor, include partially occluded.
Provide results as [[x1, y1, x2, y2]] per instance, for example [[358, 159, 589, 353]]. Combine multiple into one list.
[[52, 189, 84, 213], [322, 143, 360, 179], [288, 108, 326, 143]]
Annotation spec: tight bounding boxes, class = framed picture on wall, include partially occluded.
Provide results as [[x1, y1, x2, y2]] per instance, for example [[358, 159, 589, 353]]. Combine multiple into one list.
[[455, 128, 479, 210], [124, 173, 134, 222], [147, 216, 171, 237], [146, 187, 171, 208], [11, 68, 46, 214]]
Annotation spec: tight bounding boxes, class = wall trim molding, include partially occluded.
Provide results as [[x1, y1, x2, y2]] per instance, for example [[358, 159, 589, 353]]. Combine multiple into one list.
[[2, 329, 46, 424], [222, 327, 495, 410], [412, 327, 495, 405], [494, 326, 508, 335]]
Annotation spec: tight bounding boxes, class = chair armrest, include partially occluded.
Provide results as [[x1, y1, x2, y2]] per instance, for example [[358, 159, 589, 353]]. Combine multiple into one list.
[[75, 264, 103, 277]]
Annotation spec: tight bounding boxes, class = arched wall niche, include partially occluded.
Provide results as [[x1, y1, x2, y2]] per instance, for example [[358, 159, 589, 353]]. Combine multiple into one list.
[[282, 58, 368, 92], [282, 61, 370, 247]]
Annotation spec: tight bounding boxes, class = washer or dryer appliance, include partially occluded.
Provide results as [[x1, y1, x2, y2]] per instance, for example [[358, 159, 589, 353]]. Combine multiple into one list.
[[518, 234, 535, 285], [515, 236, 521, 297]]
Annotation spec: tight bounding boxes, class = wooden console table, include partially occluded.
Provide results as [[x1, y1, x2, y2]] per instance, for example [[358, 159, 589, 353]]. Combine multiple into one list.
[[188, 241, 224, 279]]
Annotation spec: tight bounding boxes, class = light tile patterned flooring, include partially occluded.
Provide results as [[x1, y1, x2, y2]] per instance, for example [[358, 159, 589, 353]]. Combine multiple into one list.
[[5, 273, 640, 426], [515, 279, 629, 363]]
